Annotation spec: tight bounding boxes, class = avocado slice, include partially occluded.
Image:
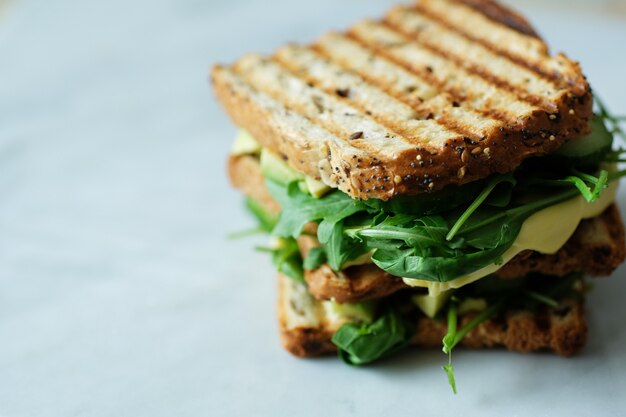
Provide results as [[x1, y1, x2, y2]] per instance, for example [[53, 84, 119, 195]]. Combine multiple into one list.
[[305, 176, 331, 198], [260, 149, 304, 186], [324, 300, 377, 324], [231, 129, 262, 155], [261, 149, 331, 197]]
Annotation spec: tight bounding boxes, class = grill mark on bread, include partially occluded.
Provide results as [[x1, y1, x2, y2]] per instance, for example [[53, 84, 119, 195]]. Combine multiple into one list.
[[384, 7, 563, 106], [273, 45, 485, 143], [232, 54, 416, 154], [381, 17, 555, 112], [214, 67, 394, 197], [346, 22, 535, 126], [417, 0, 589, 95], [412, 3, 564, 88], [311, 36, 505, 141]]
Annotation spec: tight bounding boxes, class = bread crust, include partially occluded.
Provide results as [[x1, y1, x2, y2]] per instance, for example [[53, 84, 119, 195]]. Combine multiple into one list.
[[277, 274, 587, 358], [227, 153, 281, 214], [213, 0, 592, 201]]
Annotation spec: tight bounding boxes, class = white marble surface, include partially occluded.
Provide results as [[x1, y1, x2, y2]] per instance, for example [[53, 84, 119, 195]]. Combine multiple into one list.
[[1, 1, 626, 416]]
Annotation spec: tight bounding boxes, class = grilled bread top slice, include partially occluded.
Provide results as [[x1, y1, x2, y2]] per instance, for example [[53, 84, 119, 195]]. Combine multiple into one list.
[[213, 0, 592, 200]]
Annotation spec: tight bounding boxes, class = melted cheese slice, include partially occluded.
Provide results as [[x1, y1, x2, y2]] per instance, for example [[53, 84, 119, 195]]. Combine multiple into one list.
[[402, 182, 618, 296]]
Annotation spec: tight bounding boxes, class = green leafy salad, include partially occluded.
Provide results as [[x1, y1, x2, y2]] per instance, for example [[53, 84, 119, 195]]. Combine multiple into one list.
[[244, 101, 626, 393]]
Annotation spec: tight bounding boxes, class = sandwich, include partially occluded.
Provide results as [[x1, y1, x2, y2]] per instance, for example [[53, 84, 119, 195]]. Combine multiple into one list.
[[212, 0, 626, 392]]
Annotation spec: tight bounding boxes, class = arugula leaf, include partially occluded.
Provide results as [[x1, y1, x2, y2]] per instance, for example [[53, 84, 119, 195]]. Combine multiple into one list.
[[266, 180, 366, 238], [374, 181, 484, 215], [259, 238, 304, 282], [446, 174, 516, 241], [372, 243, 511, 282], [319, 219, 368, 270], [440, 298, 506, 394], [332, 308, 414, 365], [442, 363, 457, 395], [245, 198, 278, 232], [229, 198, 278, 239], [523, 169, 608, 203], [303, 247, 326, 270], [365, 186, 578, 282], [267, 179, 371, 270], [441, 301, 459, 394]]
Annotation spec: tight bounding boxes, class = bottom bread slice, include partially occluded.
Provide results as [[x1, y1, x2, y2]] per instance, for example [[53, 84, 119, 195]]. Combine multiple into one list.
[[277, 274, 588, 359]]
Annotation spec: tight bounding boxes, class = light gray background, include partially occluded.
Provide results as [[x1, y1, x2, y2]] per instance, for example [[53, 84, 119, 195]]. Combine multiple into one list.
[[1, 0, 625, 416]]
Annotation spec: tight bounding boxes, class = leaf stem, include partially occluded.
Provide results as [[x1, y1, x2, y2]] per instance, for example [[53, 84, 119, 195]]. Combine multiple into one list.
[[450, 300, 506, 349], [357, 228, 419, 241], [446, 178, 501, 241], [227, 227, 265, 239], [458, 189, 578, 237], [442, 301, 458, 354], [524, 290, 559, 308]]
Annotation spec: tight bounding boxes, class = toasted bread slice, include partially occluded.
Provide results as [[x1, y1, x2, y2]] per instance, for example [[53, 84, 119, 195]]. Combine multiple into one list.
[[213, 0, 592, 200], [229, 154, 626, 303], [227, 152, 281, 215], [278, 274, 587, 358]]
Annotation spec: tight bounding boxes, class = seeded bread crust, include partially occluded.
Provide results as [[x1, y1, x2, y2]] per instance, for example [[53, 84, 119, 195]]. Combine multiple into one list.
[[278, 274, 587, 358], [213, 0, 592, 201], [229, 154, 626, 303]]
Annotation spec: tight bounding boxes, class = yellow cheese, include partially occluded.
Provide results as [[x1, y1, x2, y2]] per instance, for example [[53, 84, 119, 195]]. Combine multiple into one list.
[[402, 182, 618, 296]]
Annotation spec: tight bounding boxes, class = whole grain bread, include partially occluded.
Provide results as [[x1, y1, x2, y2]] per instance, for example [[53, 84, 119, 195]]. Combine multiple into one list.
[[229, 154, 626, 303], [278, 273, 587, 358], [213, 0, 592, 201], [227, 152, 281, 214]]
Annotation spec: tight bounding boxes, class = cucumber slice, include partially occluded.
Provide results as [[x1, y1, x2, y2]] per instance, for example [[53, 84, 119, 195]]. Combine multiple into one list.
[[556, 115, 613, 166]]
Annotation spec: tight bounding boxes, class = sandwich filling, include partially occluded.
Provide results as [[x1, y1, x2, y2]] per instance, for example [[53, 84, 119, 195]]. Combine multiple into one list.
[[234, 110, 622, 292]]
